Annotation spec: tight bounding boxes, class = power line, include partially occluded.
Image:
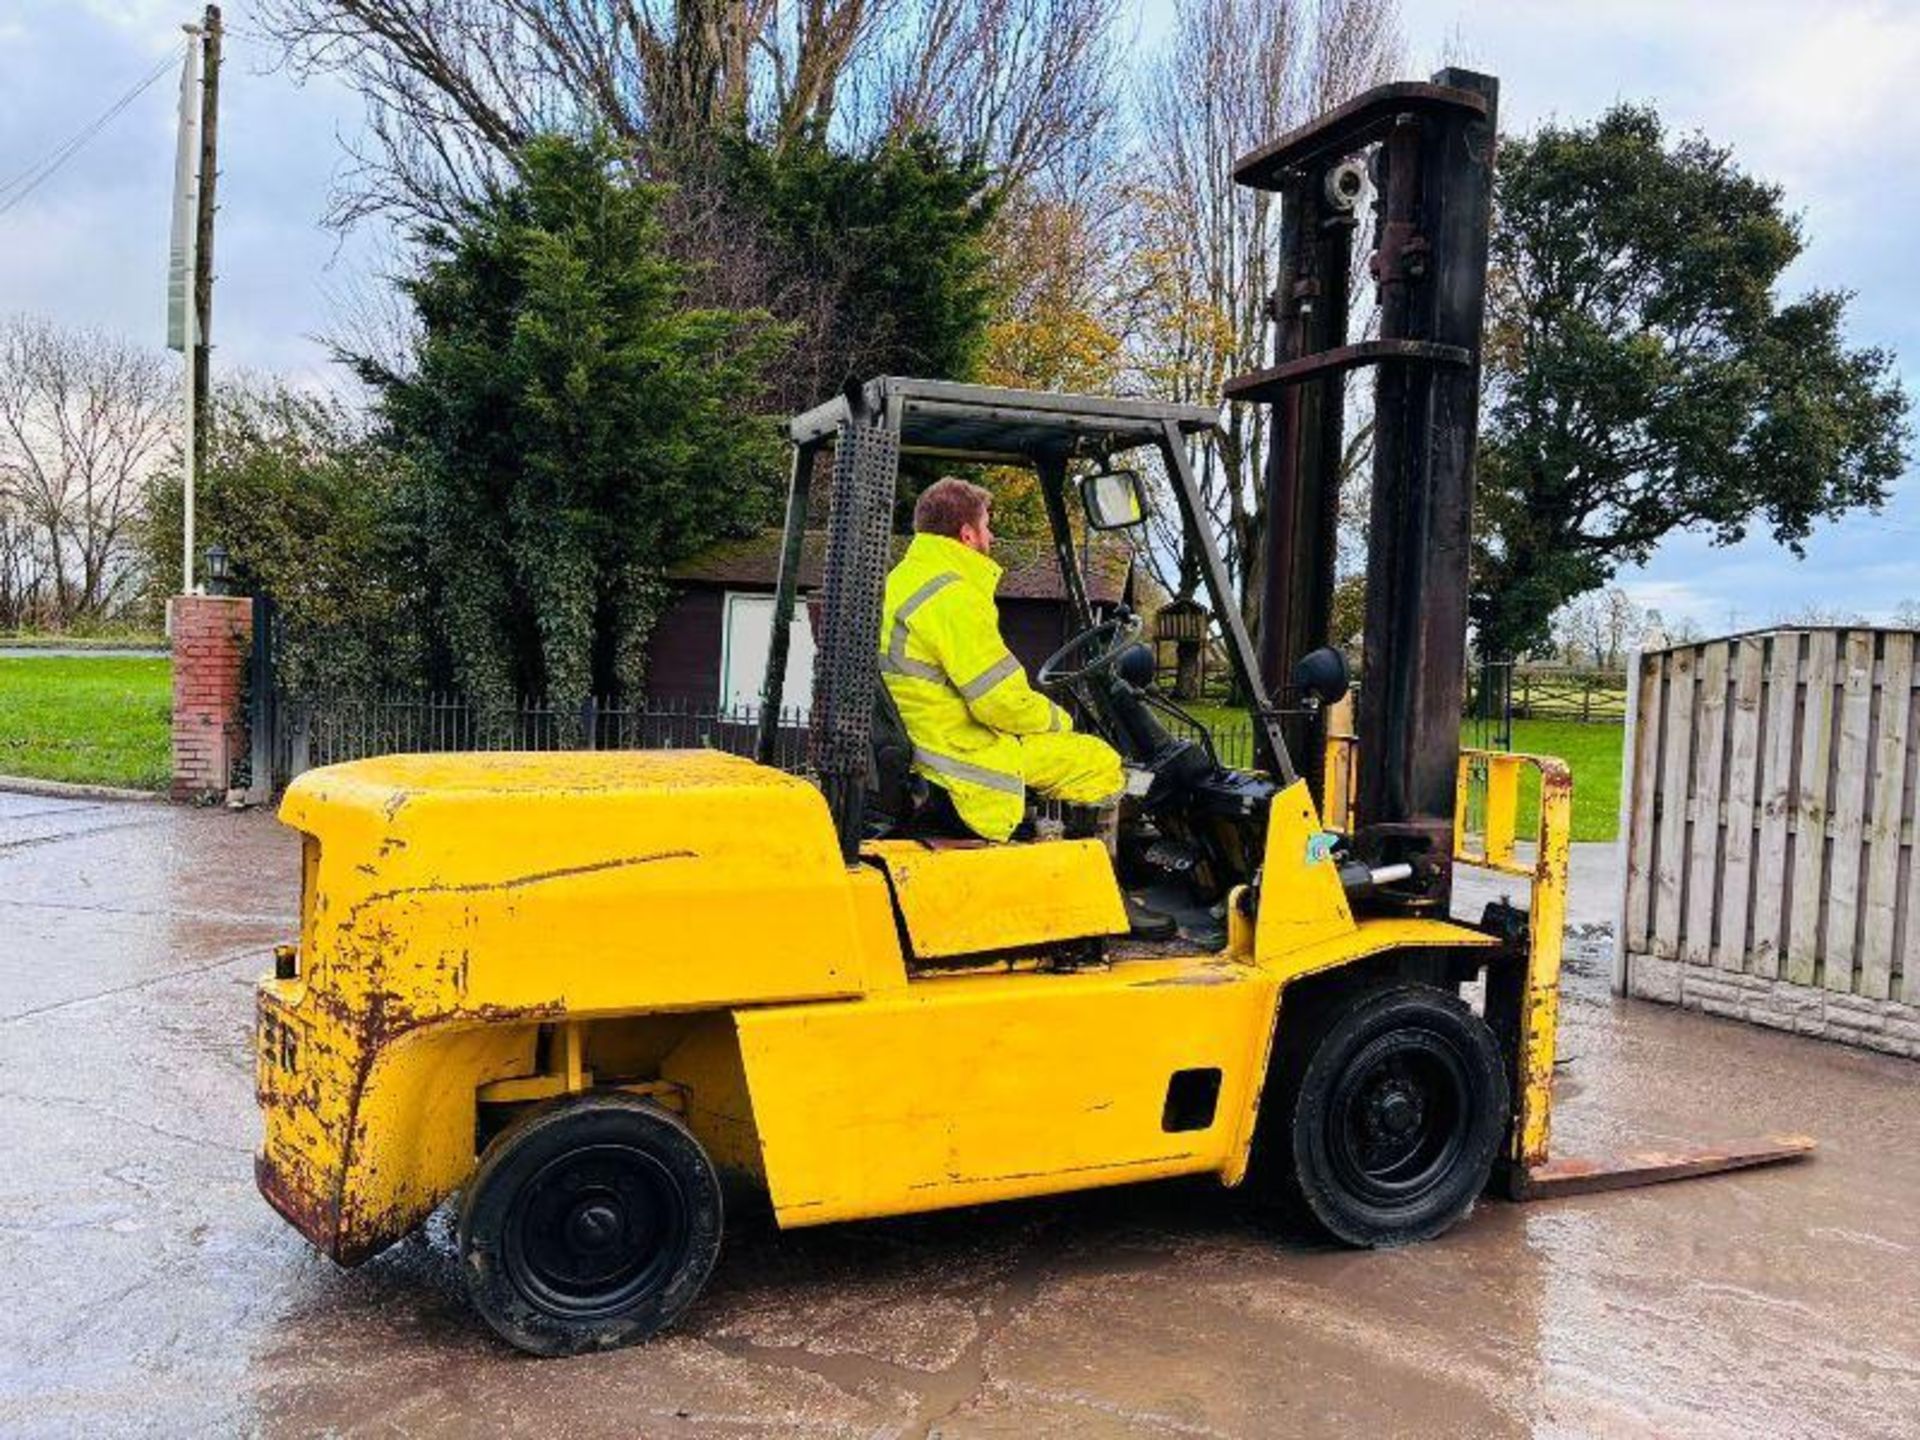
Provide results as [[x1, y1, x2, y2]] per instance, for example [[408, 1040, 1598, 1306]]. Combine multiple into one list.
[[0, 44, 183, 203], [0, 43, 185, 219]]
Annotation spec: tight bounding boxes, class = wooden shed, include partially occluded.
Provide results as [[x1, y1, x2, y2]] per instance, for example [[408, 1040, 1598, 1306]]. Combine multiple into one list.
[[646, 530, 1136, 713], [1616, 626, 1920, 1058]]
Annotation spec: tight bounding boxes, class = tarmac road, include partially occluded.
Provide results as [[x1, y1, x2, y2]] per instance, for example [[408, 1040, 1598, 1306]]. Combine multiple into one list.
[[2, 790, 1917, 1437]]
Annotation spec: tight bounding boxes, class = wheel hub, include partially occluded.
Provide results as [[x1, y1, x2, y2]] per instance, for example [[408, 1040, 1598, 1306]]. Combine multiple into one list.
[[566, 1199, 624, 1252], [503, 1142, 688, 1320], [1373, 1086, 1422, 1139], [1326, 1029, 1471, 1207]]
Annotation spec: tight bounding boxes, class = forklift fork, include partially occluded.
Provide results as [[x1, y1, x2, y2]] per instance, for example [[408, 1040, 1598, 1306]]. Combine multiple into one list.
[[1453, 748, 1814, 1201]]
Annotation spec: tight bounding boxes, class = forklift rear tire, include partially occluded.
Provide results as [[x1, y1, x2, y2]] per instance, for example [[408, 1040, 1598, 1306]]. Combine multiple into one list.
[[458, 1092, 723, 1356], [1286, 984, 1507, 1247]]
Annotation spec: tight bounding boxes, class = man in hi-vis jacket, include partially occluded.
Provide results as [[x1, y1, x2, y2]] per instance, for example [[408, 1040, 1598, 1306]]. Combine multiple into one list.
[[879, 476, 1125, 842]]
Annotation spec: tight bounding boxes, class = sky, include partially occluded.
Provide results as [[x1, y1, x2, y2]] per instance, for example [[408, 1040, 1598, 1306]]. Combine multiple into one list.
[[2, 0, 1916, 634], [0, 1, 380, 384]]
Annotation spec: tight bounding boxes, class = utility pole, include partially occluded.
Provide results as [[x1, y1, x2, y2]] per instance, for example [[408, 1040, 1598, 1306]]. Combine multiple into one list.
[[192, 5, 221, 478], [168, 7, 219, 596], [168, 20, 202, 595]]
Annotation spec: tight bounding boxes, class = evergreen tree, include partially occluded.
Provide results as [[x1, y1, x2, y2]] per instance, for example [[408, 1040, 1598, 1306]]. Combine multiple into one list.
[[718, 131, 999, 402], [359, 135, 787, 710]]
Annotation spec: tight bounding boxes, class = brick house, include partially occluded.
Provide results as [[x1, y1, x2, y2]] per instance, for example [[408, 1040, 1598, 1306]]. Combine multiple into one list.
[[646, 529, 1136, 713]]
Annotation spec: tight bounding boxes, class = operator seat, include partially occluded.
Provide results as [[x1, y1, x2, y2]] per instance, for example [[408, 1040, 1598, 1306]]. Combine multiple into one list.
[[867, 685, 973, 840], [868, 687, 1167, 937]]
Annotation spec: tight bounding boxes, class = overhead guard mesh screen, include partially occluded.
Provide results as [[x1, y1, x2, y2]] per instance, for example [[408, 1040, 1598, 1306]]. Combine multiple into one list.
[[809, 422, 900, 858]]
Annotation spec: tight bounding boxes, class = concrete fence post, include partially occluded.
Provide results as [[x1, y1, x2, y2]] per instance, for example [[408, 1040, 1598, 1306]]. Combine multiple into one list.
[[169, 593, 253, 802]]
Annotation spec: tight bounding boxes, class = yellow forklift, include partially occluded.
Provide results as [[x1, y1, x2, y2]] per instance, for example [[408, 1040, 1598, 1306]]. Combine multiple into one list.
[[254, 69, 1809, 1356]]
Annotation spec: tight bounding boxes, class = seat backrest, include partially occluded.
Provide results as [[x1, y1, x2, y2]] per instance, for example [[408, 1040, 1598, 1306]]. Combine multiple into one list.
[[866, 683, 923, 835]]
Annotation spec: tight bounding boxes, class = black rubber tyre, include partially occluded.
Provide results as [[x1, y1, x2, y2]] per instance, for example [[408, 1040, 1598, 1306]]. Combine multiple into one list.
[[1286, 984, 1507, 1247], [458, 1093, 723, 1356]]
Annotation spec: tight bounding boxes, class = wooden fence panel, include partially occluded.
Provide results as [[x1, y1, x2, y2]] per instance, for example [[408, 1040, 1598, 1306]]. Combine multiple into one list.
[[1904, 708, 1920, 1007], [1862, 633, 1913, 1000], [1906, 689, 1920, 1006], [1749, 634, 1800, 979], [1715, 637, 1764, 970], [1682, 644, 1729, 966], [1823, 632, 1876, 992], [1786, 632, 1837, 987], [1652, 647, 1695, 960], [1621, 649, 1663, 954], [1620, 626, 1920, 1058]]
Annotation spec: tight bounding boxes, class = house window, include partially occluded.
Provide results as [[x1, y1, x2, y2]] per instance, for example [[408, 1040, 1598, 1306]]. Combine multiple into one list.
[[720, 592, 815, 716]]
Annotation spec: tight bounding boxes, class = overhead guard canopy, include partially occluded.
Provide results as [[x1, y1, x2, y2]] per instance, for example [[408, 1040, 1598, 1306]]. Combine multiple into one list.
[[788, 377, 1219, 464]]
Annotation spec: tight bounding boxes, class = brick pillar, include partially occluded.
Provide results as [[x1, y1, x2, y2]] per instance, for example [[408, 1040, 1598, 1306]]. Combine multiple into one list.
[[170, 594, 253, 802]]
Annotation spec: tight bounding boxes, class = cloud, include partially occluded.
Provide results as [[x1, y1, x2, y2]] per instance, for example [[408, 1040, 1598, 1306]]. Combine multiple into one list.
[[1615, 579, 1712, 620], [0, 0, 387, 378], [1394, 0, 1920, 637]]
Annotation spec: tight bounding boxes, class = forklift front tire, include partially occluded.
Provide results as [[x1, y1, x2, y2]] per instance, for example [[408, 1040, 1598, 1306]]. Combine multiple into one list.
[[1287, 984, 1507, 1248], [458, 1092, 723, 1356]]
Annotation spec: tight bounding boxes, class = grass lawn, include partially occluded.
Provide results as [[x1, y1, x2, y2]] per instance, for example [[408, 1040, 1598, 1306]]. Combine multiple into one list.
[[1172, 702, 1623, 843], [0, 656, 172, 790], [1505, 718, 1623, 844]]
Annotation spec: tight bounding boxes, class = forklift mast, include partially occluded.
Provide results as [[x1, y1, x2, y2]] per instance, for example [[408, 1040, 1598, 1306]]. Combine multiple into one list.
[[1230, 68, 1500, 910]]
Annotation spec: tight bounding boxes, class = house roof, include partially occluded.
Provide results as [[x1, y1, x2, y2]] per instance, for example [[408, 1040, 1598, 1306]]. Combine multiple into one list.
[[671, 529, 1134, 605]]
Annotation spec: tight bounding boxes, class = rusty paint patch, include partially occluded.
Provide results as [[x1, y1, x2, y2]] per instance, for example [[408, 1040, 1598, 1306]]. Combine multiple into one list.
[[353, 850, 699, 912], [255, 1151, 344, 1259], [1515, 1134, 1815, 1201], [1131, 968, 1242, 988], [907, 1153, 1199, 1189]]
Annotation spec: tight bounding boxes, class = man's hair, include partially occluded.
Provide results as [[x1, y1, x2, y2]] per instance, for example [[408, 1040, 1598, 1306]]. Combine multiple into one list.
[[913, 476, 992, 538]]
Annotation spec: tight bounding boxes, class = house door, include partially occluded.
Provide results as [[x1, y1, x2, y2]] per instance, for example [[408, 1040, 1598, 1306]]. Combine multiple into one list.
[[721, 591, 815, 716]]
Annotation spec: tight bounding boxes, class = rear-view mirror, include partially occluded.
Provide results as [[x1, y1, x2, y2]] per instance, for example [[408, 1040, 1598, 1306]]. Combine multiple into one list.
[[1080, 467, 1148, 530]]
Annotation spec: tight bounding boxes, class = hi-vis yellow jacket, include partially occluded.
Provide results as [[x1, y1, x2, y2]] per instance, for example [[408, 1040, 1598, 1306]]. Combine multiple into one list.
[[879, 532, 1073, 839]]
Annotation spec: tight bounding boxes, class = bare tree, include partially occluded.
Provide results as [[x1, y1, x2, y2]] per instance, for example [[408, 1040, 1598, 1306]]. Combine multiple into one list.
[[855, 0, 1121, 190], [0, 316, 177, 626], [0, 504, 50, 629], [1771, 603, 1871, 629], [263, 1, 858, 223], [1640, 609, 1703, 646], [263, 0, 1120, 225], [1126, 0, 1400, 625], [1548, 585, 1644, 668]]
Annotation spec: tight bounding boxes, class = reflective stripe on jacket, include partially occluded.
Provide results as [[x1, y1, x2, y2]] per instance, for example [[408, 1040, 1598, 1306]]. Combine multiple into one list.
[[879, 532, 1072, 840]]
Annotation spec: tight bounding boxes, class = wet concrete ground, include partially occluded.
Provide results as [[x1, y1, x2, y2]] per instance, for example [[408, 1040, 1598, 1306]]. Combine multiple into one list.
[[3, 791, 1917, 1437]]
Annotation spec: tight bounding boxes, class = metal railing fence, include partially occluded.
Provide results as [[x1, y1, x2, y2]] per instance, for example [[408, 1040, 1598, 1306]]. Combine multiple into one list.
[[267, 663, 1538, 794]]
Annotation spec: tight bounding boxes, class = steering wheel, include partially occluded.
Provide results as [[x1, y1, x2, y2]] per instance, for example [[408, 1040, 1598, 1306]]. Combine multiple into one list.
[[1036, 613, 1144, 691]]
